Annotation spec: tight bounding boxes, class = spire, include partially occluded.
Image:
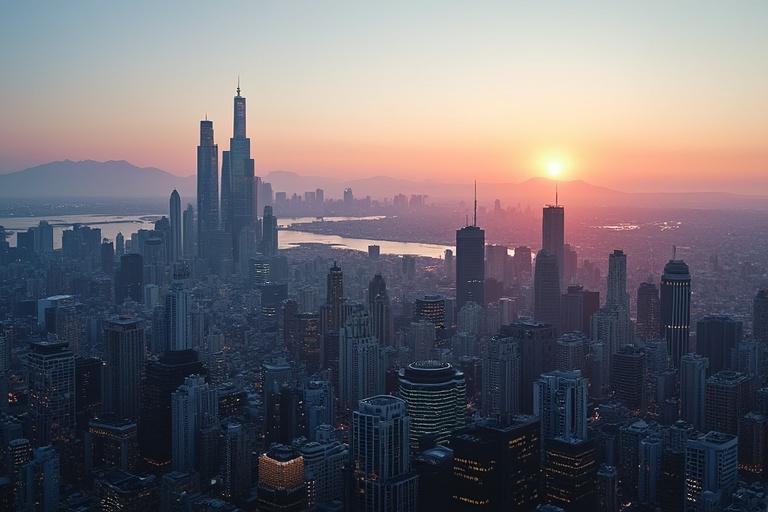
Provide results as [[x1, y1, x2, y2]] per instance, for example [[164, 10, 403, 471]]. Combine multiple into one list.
[[473, 180, 477, 227], [236, 76, 241, 97], [555, 182, 559, 207]]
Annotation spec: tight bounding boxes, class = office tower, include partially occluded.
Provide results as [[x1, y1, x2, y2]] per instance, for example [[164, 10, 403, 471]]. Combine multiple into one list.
[[596, 465, 618, 512], [181, 203, 195, 259], [101, 239, 115, 274], [457, 301, 482, 336], [165, 281, 191, 351], [219, 420, 252, 501], [410, 319, 436, 361], [84, 417, 138, 473], [684, 432, 738, 509], [499, 321, 557, 413], [513, 245, 532, 280], [37, 294, 74, 332], [53, 298, 83, 354], [26, 341, 75, 446], [339, 311, 382, 411], [661, 259, 691, 368], [262, 359, 294, 443], [398, 361, 466, 451], [169, 189, 181, 262], [738, 412, 768, 478], [221, 83, 256, 262], [171, 375, 218, 473], [444, 249, 454, 278], [754, 290, 768, 343], [679, 353, 708, 430], [401, 255, 416, 281], [17, 445, 60, 512], [636, 283, 661, 340], [696, 315, 742, 374], [75, 356, 102, 432], [456, 195, 485, 308], [196, 118, 219, 260], [481, 335, 521, 424], [543, 437, 598, 511], [323, 262, 345, 333], [343, 187, 354, 204], [103, 316, 145, 420], [555, 331, 588, 371], [534, 369, 589, 442], [116, 253, 143, 304], [93, 469, 158, 510], [591, 305, 632, 363], [618, 419, 651, 498], [299, 432, 347, 507], [606, 250, 629, 311], [486, 244, 508, 283], [638, 434, 663, 506], [261, 205, 279, 257], [610, 345, 646, 410], [350, 396, 417, 512], [115, 231, 125, 257], [413, 446, 453, 511], [534, 250, 561, 329], [368, 244, 380, 259], [542, 203, 565, 285], [256, 444, 307, 512], [368, 274, 393, 345], [139, 350, 206, 470], [414, 294, 446, 329], [563, 243, 578, 286], [450, 417, 541, 511], [303, 379, 334, 440], [560, 285, 600, 336], [704, 370, 751, 435]]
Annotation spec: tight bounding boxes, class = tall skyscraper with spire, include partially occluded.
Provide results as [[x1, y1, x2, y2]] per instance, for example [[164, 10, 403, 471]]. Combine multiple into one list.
[[542, 194, 565, 286], [660, 258, 691, 368], [456, 182, 485, 308], [196, 118, 218, 261], [169, 189, 181, 262], [221, 81, 256, 263]]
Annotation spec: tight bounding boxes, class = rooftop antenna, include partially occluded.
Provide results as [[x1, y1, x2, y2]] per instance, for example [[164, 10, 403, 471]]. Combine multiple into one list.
[[473, 180, 477, 227], [555, 182, 559, 207], [673, 245, 677, 260], [237, 76, 241, 96], [204, 112, 208, 121]]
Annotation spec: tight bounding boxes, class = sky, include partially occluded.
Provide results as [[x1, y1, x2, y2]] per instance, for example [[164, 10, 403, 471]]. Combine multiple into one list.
[[1, 1, 767, 193]]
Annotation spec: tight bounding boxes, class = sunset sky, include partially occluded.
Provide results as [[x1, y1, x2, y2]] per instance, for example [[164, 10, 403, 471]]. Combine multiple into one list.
[[1, 1, 767, 193]]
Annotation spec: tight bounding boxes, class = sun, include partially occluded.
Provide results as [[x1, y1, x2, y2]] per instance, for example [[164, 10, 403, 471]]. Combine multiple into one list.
[[547, 160, 564, 179]]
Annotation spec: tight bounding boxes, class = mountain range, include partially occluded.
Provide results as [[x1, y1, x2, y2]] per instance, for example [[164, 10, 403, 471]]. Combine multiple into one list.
[[1, 159, 766, 210]]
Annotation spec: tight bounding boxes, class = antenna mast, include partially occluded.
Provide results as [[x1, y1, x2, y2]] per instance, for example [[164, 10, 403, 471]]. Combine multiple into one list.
[[555, 182, 559, 207], [473, 180, 477, 227]]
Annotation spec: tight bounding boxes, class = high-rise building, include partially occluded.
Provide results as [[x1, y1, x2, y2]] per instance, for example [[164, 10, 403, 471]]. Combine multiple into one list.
[[17, 445, 60, 512], [84, 416, 139, 473], [323, 262, 345, 333], [543, 437, 598, 511], [513, 245, 532, 280], [679, 353, 708, 431], [103, 316, 145, 420], [534, 249, 561, 329], [555, 331, 588, 372], [256, 444, 307, 512], [398, 361, 466, 451], [450, 417, 541, 511], [169, 189, 181, 262], [684, 432, 738, 509], [26, 341, 76, 446], [220, 83, 256, 263], [560, 285, 600, 336], [93, 468, 158, 510], [165, 281, 191, 351], [610, 345, 646, 410], [75, 356, 103, 432], [369, 274, 393, 346], [754, 290, 768, 343], [542, 203, 565, 285], [636, 283, 661, 340], [299, 431, 347, 507], [182, 204, 195, 259], [261, 205, 278, 256], [350, 396, 417, 512], [414, 294, 446, 329], [660, 259, 691, 368], [220, 421, 251, 501], [482, 336, 521, 424], [196, 118, 218, 261], [606, 250, 629, 311], [696, 315, 742, 374], [596, 464, 618, 512], [171, 375, 218, 473], [116, 253, 143, 304], [638, 434, 663, 506], [704, 370, 751, 435], [339, 311, 382, 411], [456, 223, 485, 309], [534, 369, 589, 442], [486, 244, 508, 284]]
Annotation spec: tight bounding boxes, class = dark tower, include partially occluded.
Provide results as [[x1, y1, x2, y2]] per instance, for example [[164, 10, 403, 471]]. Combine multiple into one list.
[[456, 183, 485, 308], [660, 259, 691, 369], [196, 118, 218, 261], [542, 203, 565, 285], [636, 282, 661, 340], [534, 250, 561, 331]]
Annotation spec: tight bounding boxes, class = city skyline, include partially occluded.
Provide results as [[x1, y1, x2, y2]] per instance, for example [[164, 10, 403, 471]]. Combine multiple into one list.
[[1, 2, 767, 193]]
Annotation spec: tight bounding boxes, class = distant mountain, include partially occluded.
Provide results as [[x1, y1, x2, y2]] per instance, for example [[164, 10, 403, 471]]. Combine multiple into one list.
[[0, 160, 195, 198], [2, 160, 765, 210]]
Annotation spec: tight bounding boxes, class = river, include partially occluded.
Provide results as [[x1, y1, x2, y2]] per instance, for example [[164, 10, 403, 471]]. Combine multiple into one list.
[[0, 214, 455, 259]]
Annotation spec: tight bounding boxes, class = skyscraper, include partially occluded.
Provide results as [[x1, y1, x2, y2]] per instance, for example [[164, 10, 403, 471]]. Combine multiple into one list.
[[679, 353, 708, 431], [351, 396, 417, 512], [704, 370, 751, 435], [456, 224, 485, 308], [684, 432, 738, 509], [606, 250, 629, 311], [534, 369, 589, 442], [171, 374, 218, 473], [220, 83, 256, 263], [103, 316, 145, 420], [398, 361, 466, 451], [696, 315, 742, 374], [338, 311, 382, 412], [636, 282, 661, 340], [26, 341, 76, 446], [754, 289, 768, 343], [182, 203, 195, 259], [660, 259, 691, 368], [256, 444, 307, 512], [369, 274, 393, 346], [169, 189, 181, 262], [165, 281, 191, 351], [196, 118, 218, 261], [481, 335, 521, 424], [116, 253, 143, 304], [610, 345, 646, 410], [542, 203, 565, 285], [260, 205, 278, 256], [543, 437, 598, 511], [534, 249, 561, 329]]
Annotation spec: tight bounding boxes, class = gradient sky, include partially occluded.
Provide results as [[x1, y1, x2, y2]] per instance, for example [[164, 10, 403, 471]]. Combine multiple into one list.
[[1, 1, 767, 193]]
